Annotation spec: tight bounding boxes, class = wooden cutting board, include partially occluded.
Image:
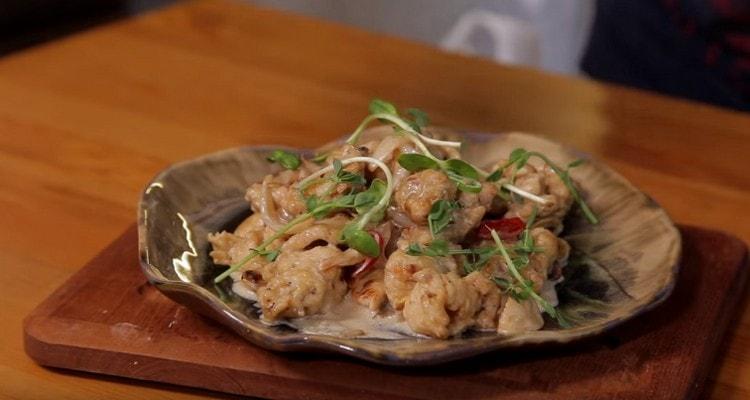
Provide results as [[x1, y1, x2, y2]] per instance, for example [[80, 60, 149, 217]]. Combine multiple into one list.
[[24, 225, 749, 400]]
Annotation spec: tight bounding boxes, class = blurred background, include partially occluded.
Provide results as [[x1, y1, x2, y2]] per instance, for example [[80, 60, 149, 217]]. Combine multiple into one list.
[[1, 0, 748, 111]]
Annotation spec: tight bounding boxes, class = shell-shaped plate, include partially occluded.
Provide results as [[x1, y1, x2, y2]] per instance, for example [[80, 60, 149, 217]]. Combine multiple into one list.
[[138, 131, 680, 365]]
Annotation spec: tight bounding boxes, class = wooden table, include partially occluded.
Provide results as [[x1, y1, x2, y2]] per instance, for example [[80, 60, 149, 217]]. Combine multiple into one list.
[[2, 1, 749, 398]]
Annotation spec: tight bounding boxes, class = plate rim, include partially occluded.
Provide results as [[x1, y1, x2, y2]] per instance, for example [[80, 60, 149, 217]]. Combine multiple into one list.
[[137, 131, 682, 366]]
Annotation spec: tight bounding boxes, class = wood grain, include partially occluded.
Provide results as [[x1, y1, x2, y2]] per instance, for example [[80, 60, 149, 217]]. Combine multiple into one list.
[[23, 225, 749, 399], [2, 0, 750, 398]]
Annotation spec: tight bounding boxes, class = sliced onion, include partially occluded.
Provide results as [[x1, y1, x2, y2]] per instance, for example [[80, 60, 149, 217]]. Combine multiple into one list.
[[258, 179, 285, 231], [387, 206, 416, 228]]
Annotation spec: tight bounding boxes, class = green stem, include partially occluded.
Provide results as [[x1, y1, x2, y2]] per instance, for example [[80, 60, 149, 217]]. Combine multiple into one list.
[[491, 230, 528, 287], [353, 159, 394, 230], [214, 212, 313, 283], [346, 113, 461, 149], [359, 114, 440, 161], [527, 152, 598, 224], [472, 163, 549, 205], [490, 229, 567, 326], [520, 206, 538, 248], [298, 157, 394, 230], [346, 113, 413, 145]]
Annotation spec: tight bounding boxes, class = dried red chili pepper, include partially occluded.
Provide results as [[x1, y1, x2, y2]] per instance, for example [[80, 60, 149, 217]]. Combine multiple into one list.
[[350, 231, 383, 279], [477, 217, 525, 240]]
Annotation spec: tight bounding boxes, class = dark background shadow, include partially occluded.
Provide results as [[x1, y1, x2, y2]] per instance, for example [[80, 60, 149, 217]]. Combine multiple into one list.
[[0, 0, 179, 56]]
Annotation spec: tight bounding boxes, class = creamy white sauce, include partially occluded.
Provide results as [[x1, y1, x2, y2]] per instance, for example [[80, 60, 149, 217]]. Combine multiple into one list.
[[232, 280, 258, 302], [539, 277, 563, 309], [231, 282, 417, 339], [288, 297, 417, 339], [231, 277, 563, 338]]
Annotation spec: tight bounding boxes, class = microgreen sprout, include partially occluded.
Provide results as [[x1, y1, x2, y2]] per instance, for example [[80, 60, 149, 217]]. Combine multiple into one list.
[[427, 200, 459, 237], [297, 157, 393, 222], [406, 240, 449, 257], [332, 159, 367, 187], [221, 99, 594, 302], [347, 99, 461, 149], [298, 156, 394, 257], [406, 240, 491, 260], [404, 241, 501, 276], [266, 149, 301, 170], [501, 184, 547, 204], [263, 249, 280, 262], [486, 148, 598, 224], [214, 212, 313, 283], [310, 152, 329, 164], [215, 156, 395, 283], [397, 152, 531, 196], [397, 153, 485, 194], [349, 99, 593, 220], [490, 229, 569, 327], [519, 206, 538, 252], [396, 153, 439, 172], [405, 108, 430, 132]]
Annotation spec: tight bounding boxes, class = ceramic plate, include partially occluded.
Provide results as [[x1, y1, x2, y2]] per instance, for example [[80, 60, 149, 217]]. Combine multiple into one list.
[[137, 131, 681, 365]]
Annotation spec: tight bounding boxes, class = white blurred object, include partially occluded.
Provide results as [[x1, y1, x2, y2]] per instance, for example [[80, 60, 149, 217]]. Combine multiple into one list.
[[440, 0, 593, 73], [441, 9, 540, 67], [249, 0, 594, 75]]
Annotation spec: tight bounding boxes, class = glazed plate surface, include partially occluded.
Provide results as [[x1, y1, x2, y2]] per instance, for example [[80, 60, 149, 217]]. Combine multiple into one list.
[[137, 131, 681, 365]]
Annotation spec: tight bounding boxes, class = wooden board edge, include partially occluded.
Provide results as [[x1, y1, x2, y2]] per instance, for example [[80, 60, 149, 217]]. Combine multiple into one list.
[[23, 314, 399, 400], [21, 225, 137, 368], [23, 317, 392, 400], [688, 235, 750, 400], [21, 224, 750, 400], [23, 225, 138, 321]]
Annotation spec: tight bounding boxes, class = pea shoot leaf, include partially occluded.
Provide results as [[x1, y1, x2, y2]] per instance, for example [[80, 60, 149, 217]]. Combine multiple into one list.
[[354, 179, 386, 214], [463, 247, 496, 273], [486, 169, 502, 182], [263, 249, 280, 262], [445, 170, 482, 193], [267, 149, 301, 170], [567, 159, 585, 168], [427, 199, 459, 236], [508, 148, 529, 164], [442, 158, 483, 193], [444, 159, 480, 180], [511, 254, 530, 268], [406, 240, 450, 258], [492, 277, 511, 290], [308, 193, 356, 219], [332, 159, 344, 174], [310, 152, 329, 164], [397, 153, 440, 172], [341, 225, 380, 257], [503, 149, 598, 225], [405, 108, 430, 132], [305, 195, 320, 213], [332, 159, 366, 186], [369, 98, 398, 116]]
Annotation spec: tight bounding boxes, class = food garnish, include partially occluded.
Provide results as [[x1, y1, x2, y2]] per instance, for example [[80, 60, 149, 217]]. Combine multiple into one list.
[[209, 99, 595, 338]]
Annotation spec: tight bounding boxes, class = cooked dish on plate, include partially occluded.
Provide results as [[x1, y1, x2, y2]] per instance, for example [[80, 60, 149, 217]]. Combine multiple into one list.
[[207, 99, 600, 339], [138, 98, 680, 363]]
